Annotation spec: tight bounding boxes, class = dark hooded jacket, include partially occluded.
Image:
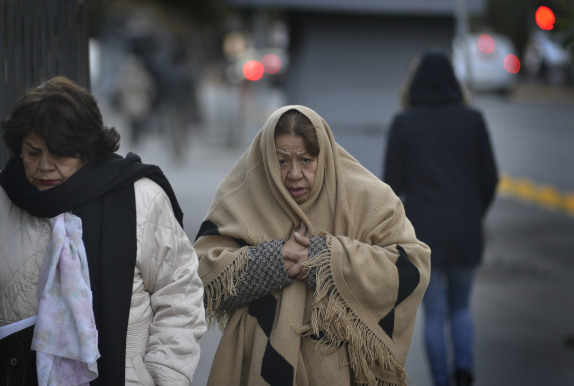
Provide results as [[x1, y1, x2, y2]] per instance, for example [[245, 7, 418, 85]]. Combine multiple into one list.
[[383, 50, 499, 267]]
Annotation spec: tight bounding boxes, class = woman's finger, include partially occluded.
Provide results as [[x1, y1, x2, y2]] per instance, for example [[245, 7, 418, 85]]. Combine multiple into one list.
[[299, 222, 307, 236], [293, 231, 310, 247], [287, 263, 302, 278], [283, 252, 297, 263], [295, 271, 307, 281], [283, 257, 296, 271]]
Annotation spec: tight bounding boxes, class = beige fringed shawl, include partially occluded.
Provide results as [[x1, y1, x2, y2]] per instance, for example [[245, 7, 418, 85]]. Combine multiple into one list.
[[195, 105, 431, 385]]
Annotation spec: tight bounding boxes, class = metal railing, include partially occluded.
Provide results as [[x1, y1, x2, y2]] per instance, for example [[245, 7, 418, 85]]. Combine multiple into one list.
[[0, 0, 90, 168]]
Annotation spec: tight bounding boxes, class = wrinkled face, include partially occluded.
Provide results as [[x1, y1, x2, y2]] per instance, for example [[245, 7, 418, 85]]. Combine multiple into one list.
[[21, 131, 84, 191], [275, 134, 317, 204]]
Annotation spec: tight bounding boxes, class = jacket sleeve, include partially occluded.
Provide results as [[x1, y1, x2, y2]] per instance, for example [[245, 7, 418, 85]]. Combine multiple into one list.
[[137, 180, 207, 385], [216, 239, 292, 311], [218, 236, 327, 310], [477, 114, 499, 215]]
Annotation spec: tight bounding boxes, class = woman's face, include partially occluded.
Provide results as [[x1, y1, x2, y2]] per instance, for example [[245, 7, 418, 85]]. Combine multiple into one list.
[[21, 131, 85, 191], [275, 134, 317, 204]]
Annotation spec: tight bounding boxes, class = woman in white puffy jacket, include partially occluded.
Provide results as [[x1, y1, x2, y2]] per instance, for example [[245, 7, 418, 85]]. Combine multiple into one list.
[[0, 76, 206, 385]]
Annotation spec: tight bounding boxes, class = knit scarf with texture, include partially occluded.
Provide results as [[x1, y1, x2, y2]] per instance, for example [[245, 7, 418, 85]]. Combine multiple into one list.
[[194, 105, 431, 385]]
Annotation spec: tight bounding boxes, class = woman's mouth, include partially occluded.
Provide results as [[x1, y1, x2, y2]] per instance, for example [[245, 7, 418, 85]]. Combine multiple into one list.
[[288, 187, 306, 198], [38, 179, 59, 186]]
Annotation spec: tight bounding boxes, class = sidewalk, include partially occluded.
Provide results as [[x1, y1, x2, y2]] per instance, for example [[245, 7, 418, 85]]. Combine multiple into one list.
[[470, 194, 574, 385], [509, 82, 574, 106]]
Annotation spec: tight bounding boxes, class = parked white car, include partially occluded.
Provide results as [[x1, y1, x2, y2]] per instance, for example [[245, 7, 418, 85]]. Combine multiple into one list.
[[452, 32, 520, 92]]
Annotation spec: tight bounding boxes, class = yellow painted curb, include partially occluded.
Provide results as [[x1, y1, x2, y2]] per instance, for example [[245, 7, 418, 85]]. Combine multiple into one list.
[[498, 173, 574, 215]]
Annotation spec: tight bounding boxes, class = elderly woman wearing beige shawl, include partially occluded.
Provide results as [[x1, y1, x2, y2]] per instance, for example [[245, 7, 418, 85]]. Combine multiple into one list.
[[194, 105, 431, 385]]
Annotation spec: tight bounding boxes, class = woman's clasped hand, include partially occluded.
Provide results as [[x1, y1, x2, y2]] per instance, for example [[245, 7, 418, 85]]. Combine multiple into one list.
[[283, 223, 310, 281]]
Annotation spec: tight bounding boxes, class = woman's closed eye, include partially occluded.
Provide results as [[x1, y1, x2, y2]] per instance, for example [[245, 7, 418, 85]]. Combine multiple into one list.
[[25, 150, 41, 157]]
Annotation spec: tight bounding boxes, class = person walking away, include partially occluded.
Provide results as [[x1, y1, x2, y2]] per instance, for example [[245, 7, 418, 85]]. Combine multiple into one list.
[[383, 49, 499, 386]]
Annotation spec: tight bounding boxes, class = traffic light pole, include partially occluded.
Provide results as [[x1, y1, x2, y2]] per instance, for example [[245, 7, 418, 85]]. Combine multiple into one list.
[[454, 0, 473, 88]]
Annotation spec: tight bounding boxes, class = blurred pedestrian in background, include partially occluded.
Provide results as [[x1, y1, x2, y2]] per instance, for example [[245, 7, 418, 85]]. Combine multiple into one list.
[[383, 49, 499, 386], [0, 76, 206, 385], [194, 105, 431, 385], [115, 52, 156, 144], [106, 11, 202, 162]]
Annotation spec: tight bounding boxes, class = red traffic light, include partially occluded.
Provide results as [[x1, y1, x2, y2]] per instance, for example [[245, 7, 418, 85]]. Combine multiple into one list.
[[243, 60, 265, 81], [535, 6, 555, 30]]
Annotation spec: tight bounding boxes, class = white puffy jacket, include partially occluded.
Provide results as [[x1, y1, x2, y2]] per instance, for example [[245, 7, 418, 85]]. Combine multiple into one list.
[[0, 178, 207, 385]]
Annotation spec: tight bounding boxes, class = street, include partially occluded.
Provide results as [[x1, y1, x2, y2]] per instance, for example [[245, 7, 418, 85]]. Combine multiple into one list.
[[104, 84, 574, 386]]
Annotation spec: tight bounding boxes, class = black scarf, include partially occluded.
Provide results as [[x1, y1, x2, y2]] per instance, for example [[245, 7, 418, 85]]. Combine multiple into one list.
[[0, 152, 183, 385]]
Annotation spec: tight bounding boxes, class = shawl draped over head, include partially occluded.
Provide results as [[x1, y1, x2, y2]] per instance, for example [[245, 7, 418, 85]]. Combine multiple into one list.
[[195, 105, 431, 385], [0, 152, 183, 385]]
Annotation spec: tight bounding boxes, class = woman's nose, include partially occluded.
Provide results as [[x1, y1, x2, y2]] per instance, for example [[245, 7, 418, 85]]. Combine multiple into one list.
[[288, 163, 302, 178], [38, 154, 55, 170]]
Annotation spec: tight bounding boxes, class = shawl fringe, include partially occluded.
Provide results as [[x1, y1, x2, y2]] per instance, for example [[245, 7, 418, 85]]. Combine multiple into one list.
[[353, 383, 402, 386], [203, 247, 251, 329], [301, 237, 407, 386]]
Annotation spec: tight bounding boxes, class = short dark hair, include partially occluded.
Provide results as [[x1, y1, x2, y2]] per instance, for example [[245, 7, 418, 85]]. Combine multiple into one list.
[[1, 76, 120, 164], [274, 109, 319, 157]]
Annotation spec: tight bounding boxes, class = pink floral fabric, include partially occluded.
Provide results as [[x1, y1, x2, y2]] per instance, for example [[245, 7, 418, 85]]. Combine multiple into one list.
[[32, 212, 100, 385]]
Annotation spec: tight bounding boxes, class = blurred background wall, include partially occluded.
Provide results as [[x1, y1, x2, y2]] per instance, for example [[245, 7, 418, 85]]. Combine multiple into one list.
[[84, 0, 573, 152]]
